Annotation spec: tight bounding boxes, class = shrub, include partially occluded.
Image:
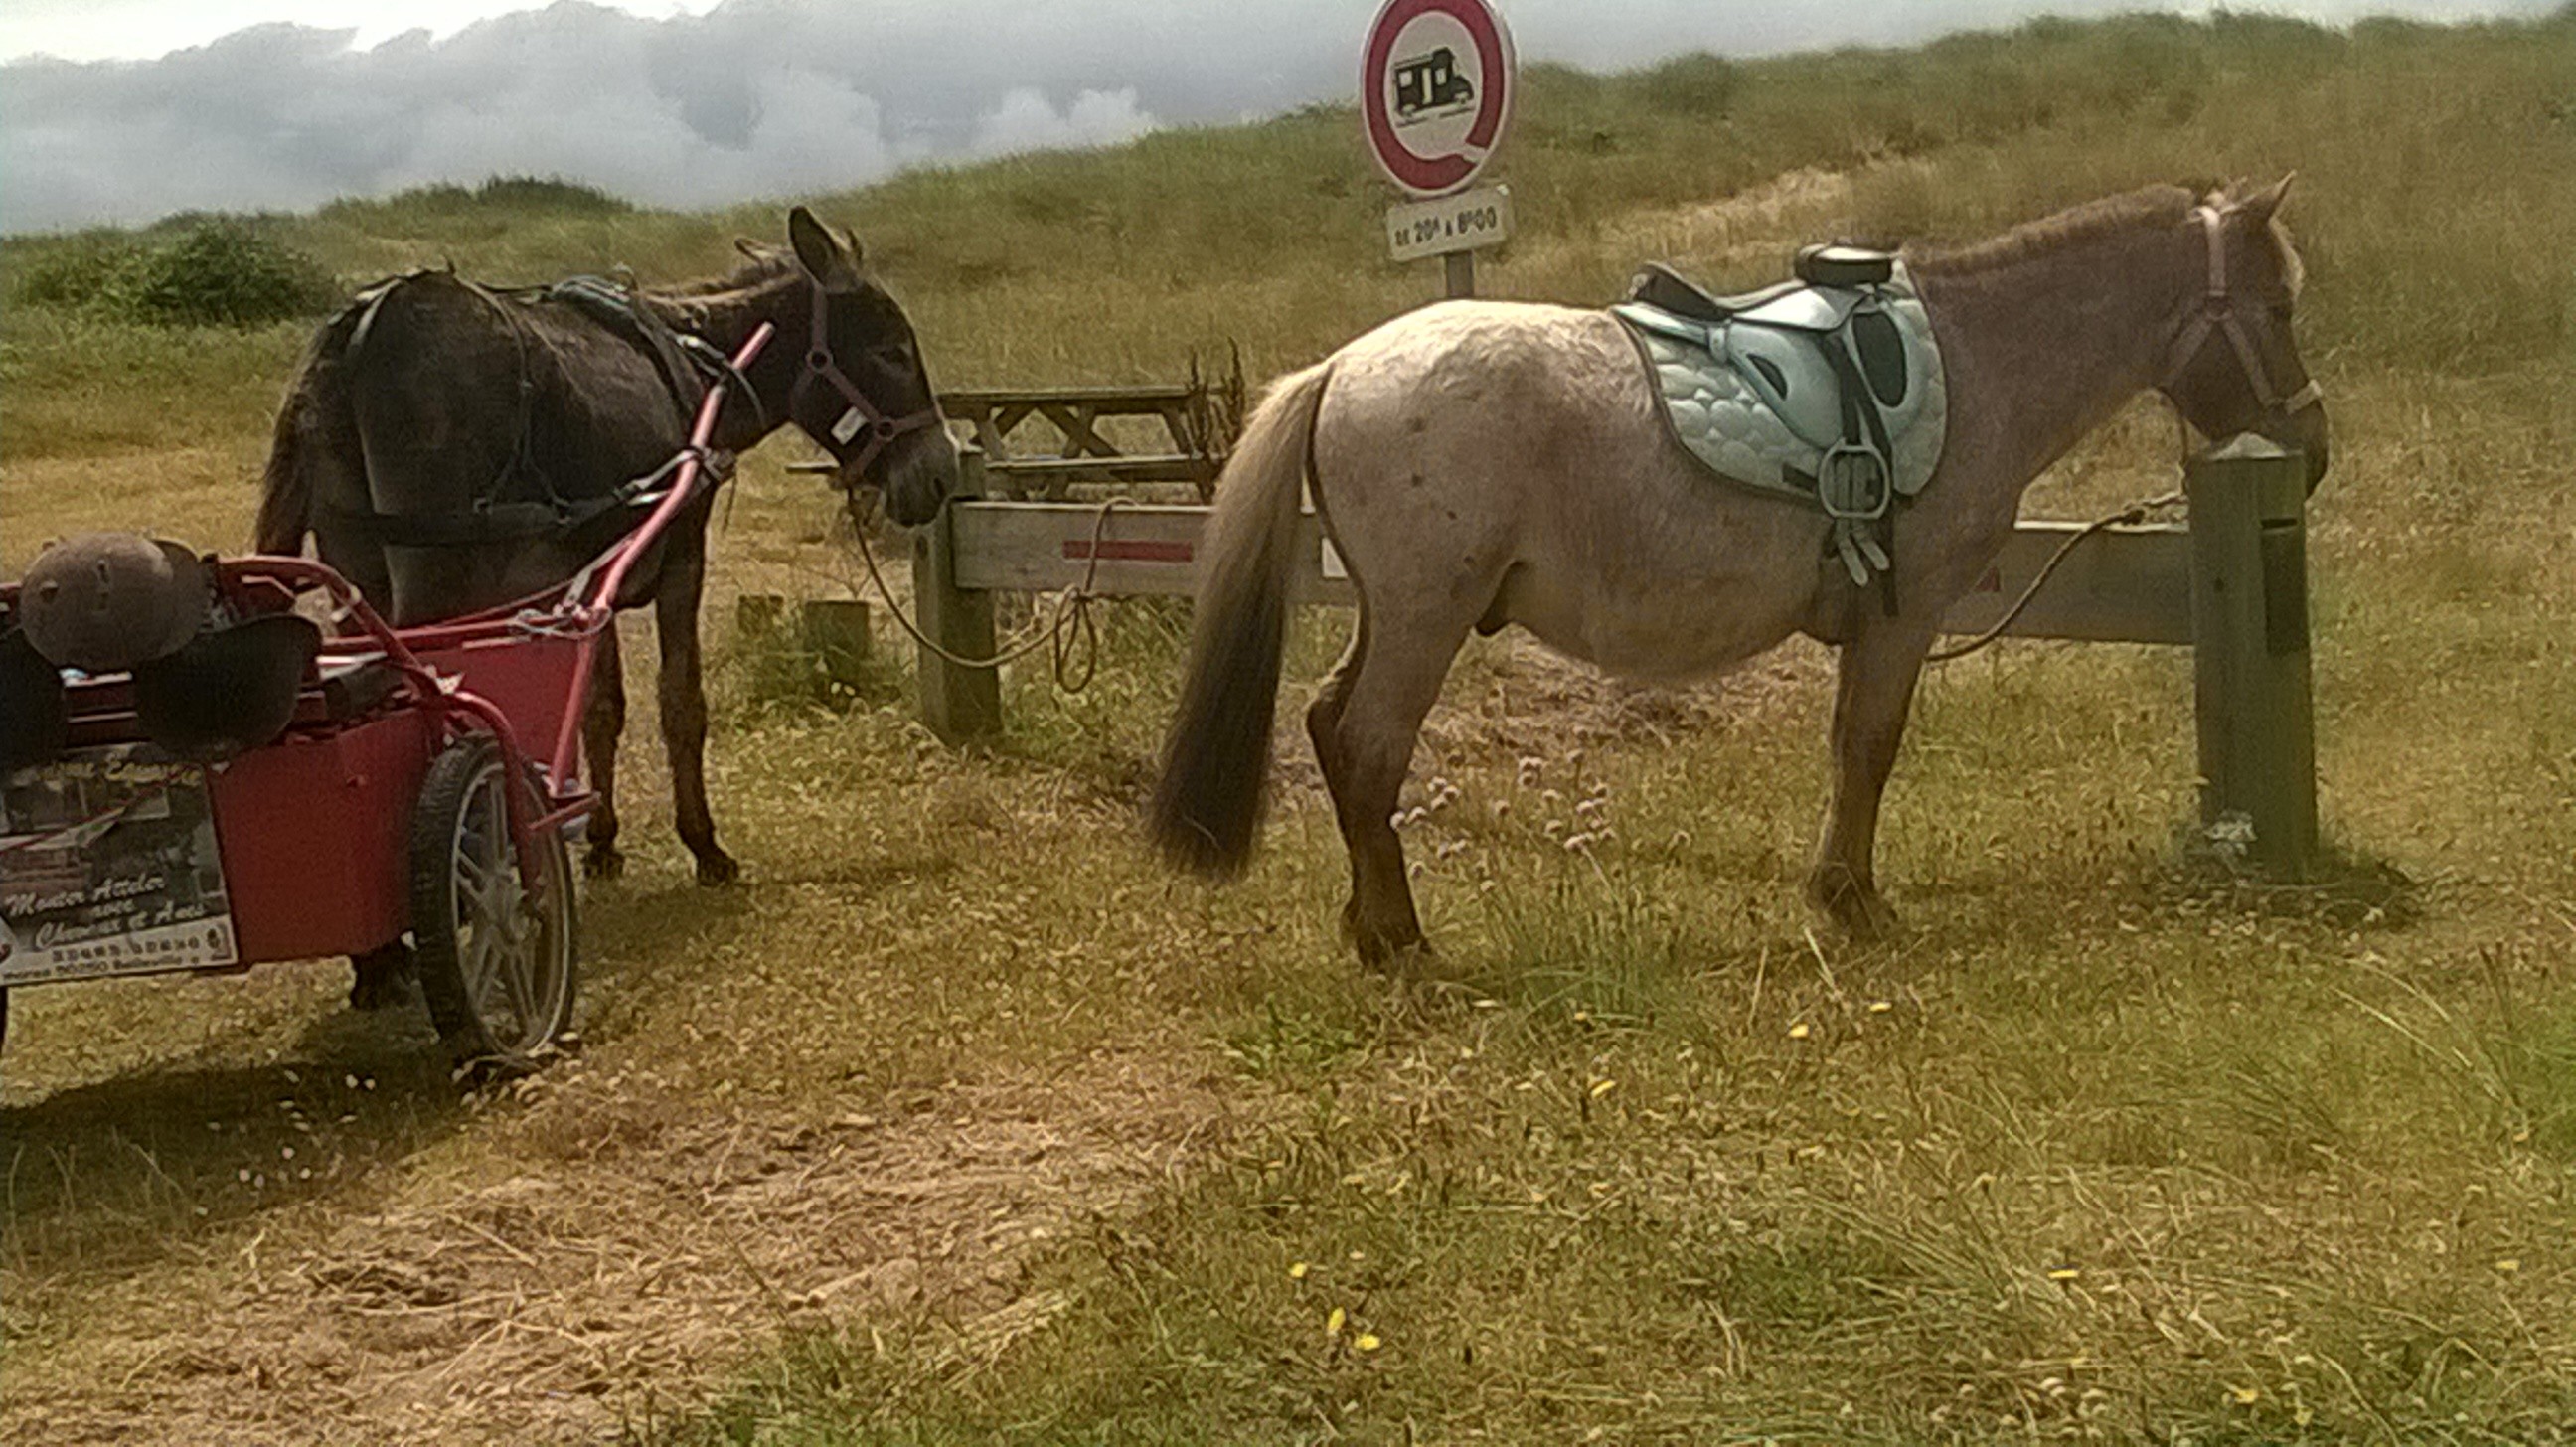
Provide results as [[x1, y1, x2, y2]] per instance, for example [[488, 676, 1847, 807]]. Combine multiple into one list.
[[11, 221, 337, 327], [12, 234, 149, 309], [1624, 52, 1742, 120], [116, 222, 340, 326]]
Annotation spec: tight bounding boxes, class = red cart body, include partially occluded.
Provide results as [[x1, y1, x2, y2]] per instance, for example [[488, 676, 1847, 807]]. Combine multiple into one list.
[[1, 325, 772, 1062]]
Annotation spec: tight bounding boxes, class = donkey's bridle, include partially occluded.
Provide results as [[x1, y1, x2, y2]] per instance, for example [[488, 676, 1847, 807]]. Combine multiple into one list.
[[792, 281, 942, 484], [2161, 205, 2323, 420]]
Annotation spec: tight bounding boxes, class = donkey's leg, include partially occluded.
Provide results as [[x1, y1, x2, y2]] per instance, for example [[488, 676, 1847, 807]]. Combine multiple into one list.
[[1807, 618, 1938, 938], [1316, 607, 1471, 966], [653, 541, 737, 886], [581, 624, 628, 880]]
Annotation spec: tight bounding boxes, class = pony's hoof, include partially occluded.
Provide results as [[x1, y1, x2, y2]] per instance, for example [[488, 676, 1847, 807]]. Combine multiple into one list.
[[583, 845, 625, 880], [694, 851, 741, 887], [1806, 866, 1898, 940]]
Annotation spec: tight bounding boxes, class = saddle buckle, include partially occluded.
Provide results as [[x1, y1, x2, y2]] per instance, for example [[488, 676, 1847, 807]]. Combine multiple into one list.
[[1817, 443, 1891, 521]]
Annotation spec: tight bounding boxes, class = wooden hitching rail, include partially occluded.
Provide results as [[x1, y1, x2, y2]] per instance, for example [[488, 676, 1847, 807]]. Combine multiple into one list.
[[908, 439, 2320, 879]]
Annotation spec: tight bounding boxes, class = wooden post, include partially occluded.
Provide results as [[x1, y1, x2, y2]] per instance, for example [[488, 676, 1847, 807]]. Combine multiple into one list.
[[797, 599, 871, 691], [911, 446, 1002, 743], [2185, 435, 2318, 879], [1444, 249, 1477, 299]]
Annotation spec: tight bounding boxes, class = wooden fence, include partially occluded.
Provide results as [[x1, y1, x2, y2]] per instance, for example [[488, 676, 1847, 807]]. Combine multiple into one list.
[[935, 361, 1244, 501], [902, 435, 2321, 879]]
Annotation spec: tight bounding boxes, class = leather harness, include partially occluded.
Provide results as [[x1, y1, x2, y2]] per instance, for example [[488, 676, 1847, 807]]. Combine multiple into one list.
[[2162, 205, 2325, 420], [330, 267, 939, 548], [790, 280, 943, 487]]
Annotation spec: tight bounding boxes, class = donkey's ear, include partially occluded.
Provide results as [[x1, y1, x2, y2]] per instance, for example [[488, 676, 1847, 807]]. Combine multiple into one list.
[[787, 205, 862, 292], [2237, 173, 2296, 224], [838, 223, 867, 269]]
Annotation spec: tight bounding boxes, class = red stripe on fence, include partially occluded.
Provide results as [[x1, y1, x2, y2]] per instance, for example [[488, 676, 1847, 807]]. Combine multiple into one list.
[[1064, 539, 1194, 563]]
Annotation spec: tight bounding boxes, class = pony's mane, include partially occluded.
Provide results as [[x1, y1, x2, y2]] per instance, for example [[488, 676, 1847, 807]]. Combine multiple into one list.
[[1910, 184, 2198, 275]]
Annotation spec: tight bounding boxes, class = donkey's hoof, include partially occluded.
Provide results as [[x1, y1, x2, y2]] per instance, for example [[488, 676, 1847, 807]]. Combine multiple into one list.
[[694, 851, 742, 887], [348, 944, 418, 1012], [1805, 866, 1898, 941], [583, 845, 626, 881], [1347, 909, 1430, 973]]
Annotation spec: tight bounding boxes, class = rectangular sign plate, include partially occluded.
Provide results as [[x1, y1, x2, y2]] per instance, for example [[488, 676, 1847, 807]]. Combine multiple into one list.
[[1386, 184, 1513, 262], [1, 744, 240, 987]]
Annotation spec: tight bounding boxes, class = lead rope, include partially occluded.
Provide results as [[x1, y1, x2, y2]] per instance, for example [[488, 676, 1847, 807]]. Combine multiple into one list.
[[849, 495, 1132, 693], [1926, 488, 2184, 664]]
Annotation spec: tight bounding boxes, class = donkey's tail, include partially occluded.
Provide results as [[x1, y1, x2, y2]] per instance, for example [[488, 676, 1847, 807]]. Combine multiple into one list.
[[252, 386, 313, 556], [1147, 362, 1333, 879]]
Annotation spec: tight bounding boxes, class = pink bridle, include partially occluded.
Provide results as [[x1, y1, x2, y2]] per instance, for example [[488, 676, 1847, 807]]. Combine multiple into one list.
[[2162, 205, 2324, 419], [792, 280, 943, 482]]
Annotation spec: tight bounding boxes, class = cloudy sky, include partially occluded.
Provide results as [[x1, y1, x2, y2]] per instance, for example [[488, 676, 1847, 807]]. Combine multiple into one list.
[[0, 0, 2552, 233]]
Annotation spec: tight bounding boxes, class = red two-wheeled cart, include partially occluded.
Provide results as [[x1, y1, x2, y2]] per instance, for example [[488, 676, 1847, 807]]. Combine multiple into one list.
[[0, 327, 772, 1068]]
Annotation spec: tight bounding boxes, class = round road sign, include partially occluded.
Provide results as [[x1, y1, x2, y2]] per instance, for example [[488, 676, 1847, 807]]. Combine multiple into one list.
[[1362, 0, 1515, 198]]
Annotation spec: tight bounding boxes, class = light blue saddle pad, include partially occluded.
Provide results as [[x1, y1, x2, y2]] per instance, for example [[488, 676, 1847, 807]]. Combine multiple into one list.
[[1611, 262, 1947, 584]]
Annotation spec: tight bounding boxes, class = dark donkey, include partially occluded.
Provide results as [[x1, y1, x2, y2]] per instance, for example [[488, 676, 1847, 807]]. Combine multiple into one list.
[[257, 206, 958, 889]]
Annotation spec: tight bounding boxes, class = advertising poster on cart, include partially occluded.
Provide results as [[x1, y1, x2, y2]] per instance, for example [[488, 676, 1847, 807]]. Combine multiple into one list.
[[0, 745, 239, 986]]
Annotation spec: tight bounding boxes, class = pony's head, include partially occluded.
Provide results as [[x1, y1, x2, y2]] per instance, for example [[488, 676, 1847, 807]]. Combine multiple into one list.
[[2157, 177, 2330, 491], [781, 206, 958, 527]]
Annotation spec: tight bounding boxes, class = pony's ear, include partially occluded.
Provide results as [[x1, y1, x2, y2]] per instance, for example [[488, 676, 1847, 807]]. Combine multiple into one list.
[[2237, 173, 2296, 224], [787, 205, 862, 292]]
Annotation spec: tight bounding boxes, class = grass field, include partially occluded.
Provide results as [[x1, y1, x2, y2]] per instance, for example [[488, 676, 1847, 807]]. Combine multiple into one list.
[[4, 10, 2574, 1444]]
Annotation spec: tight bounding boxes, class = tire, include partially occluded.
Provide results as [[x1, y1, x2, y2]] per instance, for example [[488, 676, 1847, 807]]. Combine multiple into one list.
[[409, 734, 577, 1066]]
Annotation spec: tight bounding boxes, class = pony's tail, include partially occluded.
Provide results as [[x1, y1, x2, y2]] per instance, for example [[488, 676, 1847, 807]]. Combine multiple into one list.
[[252, 389, 312, 556], [1148, 362, 1332, 879]]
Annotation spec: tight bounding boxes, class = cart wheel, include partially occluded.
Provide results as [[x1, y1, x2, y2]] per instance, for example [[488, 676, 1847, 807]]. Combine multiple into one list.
[[410, 735, 576, 1067]]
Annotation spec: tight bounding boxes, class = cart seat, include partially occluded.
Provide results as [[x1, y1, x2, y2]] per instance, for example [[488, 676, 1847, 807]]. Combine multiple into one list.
[[314, 653, 402, 720]]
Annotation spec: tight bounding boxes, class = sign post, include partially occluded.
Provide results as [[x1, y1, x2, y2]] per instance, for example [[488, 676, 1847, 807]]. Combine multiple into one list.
[[1362, 0, 1515, 299]]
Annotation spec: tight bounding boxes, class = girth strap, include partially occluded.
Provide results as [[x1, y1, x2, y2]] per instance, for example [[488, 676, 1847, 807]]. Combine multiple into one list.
[[327, 447, 734, 550]]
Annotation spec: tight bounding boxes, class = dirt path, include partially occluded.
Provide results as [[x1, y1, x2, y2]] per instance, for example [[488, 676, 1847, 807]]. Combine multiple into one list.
[[6, 1043, 1248, 1445]]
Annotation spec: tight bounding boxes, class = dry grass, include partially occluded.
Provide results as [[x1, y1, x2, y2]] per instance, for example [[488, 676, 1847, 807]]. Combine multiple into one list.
[[6, 10, 2575, 1445]]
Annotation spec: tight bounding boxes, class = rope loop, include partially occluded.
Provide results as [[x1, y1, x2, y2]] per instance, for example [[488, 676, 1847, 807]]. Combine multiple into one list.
[[1926, 490, 2184, 664], [850, 495, 1133, 694]]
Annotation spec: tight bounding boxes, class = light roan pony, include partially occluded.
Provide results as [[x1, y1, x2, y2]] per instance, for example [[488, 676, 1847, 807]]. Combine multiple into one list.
[[1150, 180, 2329, 964]]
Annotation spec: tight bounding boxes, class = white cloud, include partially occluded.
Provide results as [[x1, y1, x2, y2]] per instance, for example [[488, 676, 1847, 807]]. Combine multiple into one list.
[[971, 87, 1158, 160], [0, 0, 2558, 233]]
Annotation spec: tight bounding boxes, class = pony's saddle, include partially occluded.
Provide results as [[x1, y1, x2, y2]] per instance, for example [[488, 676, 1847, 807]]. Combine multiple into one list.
[[1612, 245, 1947, 587]]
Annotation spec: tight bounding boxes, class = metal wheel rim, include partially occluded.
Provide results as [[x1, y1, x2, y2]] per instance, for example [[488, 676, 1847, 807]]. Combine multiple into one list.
[[445, 759, 572, 1055]]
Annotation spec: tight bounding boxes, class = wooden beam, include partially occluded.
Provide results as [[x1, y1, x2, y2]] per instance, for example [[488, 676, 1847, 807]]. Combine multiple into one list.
[[948, 501, 2190, 644], [1941, 522, 2194, 646], [950, 502, 1353, 605], [986, 455, 1219, 484], [940, 385, 1202, 409]]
